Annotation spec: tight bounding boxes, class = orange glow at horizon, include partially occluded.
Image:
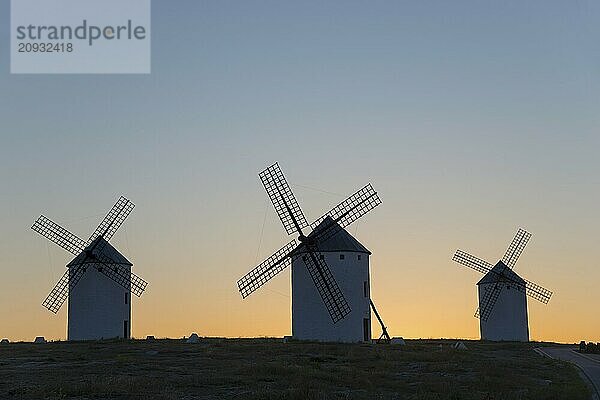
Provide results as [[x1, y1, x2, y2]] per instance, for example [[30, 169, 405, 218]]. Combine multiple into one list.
[[4, 186, 598, 345]]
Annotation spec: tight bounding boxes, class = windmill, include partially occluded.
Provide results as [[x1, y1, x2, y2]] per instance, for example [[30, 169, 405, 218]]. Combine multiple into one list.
[[32, 196, 148, 341], [452, 228, 553, 341], [237, 162, 382, 342]]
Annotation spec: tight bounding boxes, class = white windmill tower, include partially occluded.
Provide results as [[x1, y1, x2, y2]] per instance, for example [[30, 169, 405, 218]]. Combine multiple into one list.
[[452, 228, 553, 341], [32, 196, 148, 341], [237, 162, 387, 343]]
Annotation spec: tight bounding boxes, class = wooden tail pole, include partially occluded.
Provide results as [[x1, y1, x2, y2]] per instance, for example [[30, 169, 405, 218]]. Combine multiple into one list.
[[370, 299, 391, 343]]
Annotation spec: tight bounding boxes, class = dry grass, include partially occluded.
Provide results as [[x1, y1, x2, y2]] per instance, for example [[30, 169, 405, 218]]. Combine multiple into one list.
[[0, 338, 590, 399]]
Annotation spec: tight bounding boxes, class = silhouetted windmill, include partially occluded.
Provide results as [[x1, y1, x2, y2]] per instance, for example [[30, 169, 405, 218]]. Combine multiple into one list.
[[452, 228, 553, 341], [32, 196, 148, 340], [237, 162, 382, 342]]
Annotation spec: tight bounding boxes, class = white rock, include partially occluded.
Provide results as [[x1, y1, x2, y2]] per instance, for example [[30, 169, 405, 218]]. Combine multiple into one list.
[[390, 337, 406, 345], [186, 333, 199, 343]]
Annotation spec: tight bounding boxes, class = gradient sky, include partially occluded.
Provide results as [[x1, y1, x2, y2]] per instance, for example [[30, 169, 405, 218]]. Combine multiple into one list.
[[0, 1, 598, 343]]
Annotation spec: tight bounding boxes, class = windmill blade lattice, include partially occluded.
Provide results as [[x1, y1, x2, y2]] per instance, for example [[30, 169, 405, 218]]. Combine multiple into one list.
[[84, 257, 148, 297], [452, 250, 493, 274], [459, 252, 552, 306], [300, 250, 351, 323], [260, 163, 309, 236], [475, 276, 553, 321], [502, 228, 531, 269], [517, 277, 553, 304], [32, 215, 86, 256], [237, 239, 297, 298], [487, 275, 552, 305], [42, 265, 88, 313], [475, 282, 502, 321], [310, 184, 381, 243], [87, 196, 135, 246]]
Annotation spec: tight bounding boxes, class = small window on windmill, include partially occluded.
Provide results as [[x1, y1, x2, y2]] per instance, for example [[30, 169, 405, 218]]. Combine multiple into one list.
[[340, 254, 345, 260], [302, 256, 307, 262], [363, 281, 368, 298], [358, 254, 362, 261], [319, 254, 324, 260], [125, 293, 128, 305]]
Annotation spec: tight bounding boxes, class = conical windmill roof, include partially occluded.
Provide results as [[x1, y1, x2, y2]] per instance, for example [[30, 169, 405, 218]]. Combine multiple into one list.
[[292, 216, 371, 255], [477, 261, 525, 285], [66, 237, 132, 268]]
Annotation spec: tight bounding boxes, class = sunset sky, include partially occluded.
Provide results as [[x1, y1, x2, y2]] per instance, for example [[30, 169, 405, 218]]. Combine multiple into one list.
[[0, 1, 598, 343]]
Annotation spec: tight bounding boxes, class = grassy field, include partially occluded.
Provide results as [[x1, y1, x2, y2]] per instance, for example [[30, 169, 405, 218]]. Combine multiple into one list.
[[0, 338, 590, 400]]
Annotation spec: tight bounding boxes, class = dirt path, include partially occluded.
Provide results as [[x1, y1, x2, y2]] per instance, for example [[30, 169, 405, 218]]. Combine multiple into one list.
[[537, 347, 600, 399]]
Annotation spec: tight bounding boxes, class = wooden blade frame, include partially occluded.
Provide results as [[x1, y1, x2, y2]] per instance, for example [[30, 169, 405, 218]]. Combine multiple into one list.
[[475, 282, 503, 322], [259, 163, 308, 236], [310, 184, 381, 243], [42, 265, 88, 314], [237, 240, 297, 298], [32, 215, 87, 256], [502, 228, 531, 269], [87, 196, 135, 247], [300, 248, 351, 323], [452, 250, 494, 274]]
